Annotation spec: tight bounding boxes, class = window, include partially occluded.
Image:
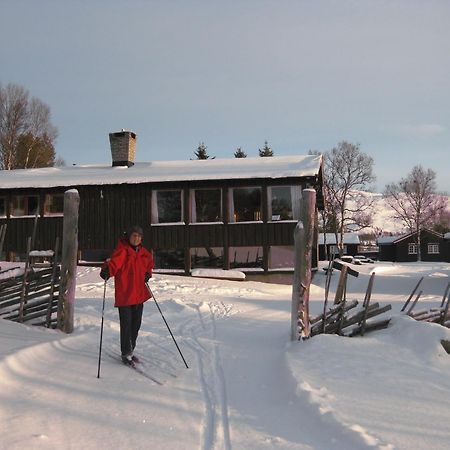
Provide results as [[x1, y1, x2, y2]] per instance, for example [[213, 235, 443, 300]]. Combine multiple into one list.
[[230, 246, 263, 269], [11, 195, 39, 217], [44, 194, 64, 215], [408, 243, 418, 254], [191, 247, 223, 268], [154, 249, 185, 270], [0, 197, 6, 217], [269, 246, 294, 269], [152, 190, 183, 224], [191, 189, 222, 223], [231, 187, 261, 222], [269, 186, 302, 221], [330, 245, 347, 255], [428, 243, 439, 254]]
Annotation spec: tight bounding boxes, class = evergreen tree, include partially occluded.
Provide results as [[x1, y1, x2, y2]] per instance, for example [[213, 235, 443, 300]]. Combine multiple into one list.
[[258, 140, 273, 157], [194, 142, 214, 159], [234, 147, 247, 158]]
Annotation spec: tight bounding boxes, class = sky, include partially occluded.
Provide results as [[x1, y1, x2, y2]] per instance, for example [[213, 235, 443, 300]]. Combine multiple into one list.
[[1, 0, 449, 192]]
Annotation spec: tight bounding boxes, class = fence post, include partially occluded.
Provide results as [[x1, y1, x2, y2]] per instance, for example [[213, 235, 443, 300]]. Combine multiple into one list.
[[57, 190, 80, 333], [291, 188, 316, 340]]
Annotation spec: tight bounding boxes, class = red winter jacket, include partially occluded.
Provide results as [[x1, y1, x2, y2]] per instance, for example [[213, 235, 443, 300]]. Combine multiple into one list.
[[105, 238, 155, 307]]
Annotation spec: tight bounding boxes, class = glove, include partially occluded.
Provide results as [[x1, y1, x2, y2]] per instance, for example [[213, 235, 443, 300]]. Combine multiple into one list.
[[144, 272, 151, 283], [100, 267, 110, 281]]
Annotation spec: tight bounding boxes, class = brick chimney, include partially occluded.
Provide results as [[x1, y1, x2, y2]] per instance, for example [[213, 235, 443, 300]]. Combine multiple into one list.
[[109, 130, 136, 167]]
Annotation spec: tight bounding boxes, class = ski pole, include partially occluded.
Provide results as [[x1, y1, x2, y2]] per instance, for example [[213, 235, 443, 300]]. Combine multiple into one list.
[[145, 282, 189, 369], [97, 279, 108, 378]]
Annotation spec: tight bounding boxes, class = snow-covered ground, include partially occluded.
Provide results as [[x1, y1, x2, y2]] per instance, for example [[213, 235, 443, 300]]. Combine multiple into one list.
[[1, 261, 450, 450]]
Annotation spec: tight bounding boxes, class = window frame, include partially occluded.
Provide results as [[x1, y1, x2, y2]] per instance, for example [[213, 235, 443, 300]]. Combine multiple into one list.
[[408, 243, 418, 255], [190, 188, 223, 224], [268, 186, 299, 222], [230, 186, 262, 223], [10, 195, 40, 217], [0, 197, 6, 217], [151, 189, 184, 225], [427, 243, 439, 254], [43, 194, 64, 216]]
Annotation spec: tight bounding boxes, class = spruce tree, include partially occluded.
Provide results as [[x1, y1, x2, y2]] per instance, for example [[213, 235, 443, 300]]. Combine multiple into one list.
[[194, 142, 214, 159], [234, 147, 247, 158], [258, 140, 273, 157]]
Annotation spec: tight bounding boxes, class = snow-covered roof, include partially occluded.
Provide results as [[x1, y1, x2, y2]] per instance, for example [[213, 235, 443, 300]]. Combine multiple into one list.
[[0, 155, 322, 189], [445, 232, 450, 240], [318, 233, 360, 245], [376, 235, 405, 245], [377, 228, 445, 245]]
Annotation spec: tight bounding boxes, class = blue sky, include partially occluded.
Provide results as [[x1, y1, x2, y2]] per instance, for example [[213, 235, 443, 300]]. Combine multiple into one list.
[[1, 0, 449, 192]]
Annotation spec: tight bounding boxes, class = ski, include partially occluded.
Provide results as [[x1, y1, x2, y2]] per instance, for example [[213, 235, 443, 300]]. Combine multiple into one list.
[[104, 351, 163, 385]]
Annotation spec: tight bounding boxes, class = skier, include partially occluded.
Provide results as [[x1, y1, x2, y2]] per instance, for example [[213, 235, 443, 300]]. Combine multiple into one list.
[[100, 225, 154, 366]]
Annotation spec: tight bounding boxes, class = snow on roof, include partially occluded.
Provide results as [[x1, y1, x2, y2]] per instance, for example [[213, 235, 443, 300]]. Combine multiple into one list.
[[0, 155, 322, 189], [318, 233, 360, 245], [445, 232, 450, 240], [376, 235, 405, 245]]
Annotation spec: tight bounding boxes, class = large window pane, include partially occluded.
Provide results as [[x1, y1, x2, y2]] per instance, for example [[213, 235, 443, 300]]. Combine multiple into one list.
[[270, 187, 293, 220], [193, 189, 222, 223], [232, 187, 261, 222], [191, 247, 223, 268], [0, 198, 6, 217], [154, 190, 183, 223], [269, 246, 294, 269], [44, 194, 64, 215], [154, 249, 184, 269], [230, 246, 263, 269], [11, 195, 39, 216]]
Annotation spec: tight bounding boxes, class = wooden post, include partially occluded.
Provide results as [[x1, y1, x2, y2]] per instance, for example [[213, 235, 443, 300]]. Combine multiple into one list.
[[333, 265, 348, 305], [18, 237, 32, 323], [291, 188, 316, 340], [0, 224, 7, 257], [57, 190, 80, 333]]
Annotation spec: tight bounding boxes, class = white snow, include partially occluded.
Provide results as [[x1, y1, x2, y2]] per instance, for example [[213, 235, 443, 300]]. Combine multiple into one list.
[[0, 155, 322, 189], [29, 250, 55, 257], [191, 268, 246, 280], [1, 261, 450, 449]]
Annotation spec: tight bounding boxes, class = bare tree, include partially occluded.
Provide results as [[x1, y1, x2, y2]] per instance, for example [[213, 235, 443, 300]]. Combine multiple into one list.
[[383, 165, 448, 261], [0, 83, 58, 169], [323, 141, 376, 256]]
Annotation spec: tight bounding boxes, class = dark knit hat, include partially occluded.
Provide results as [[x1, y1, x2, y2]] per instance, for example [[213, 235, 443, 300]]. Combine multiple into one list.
[[127, 225, 144, 237]]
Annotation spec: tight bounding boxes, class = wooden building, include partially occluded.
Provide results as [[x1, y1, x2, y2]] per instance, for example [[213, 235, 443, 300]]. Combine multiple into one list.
[[318, 232, 360, 260], [377, 229, 448, 262], [0, 131, 324, 274]]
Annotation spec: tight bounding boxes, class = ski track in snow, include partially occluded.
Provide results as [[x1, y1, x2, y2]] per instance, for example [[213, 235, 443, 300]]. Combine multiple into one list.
[[179, 301, 232, 450]]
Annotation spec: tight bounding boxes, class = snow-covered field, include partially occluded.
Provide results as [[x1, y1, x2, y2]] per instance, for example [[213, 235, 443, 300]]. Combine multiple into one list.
[[1, 262, 450, 450]]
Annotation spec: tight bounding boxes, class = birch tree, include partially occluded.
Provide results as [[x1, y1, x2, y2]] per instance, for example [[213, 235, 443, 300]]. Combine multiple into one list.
[[323, 141, 376, 256], [0, 83, 58, 169], [383, 165, 447, 261]]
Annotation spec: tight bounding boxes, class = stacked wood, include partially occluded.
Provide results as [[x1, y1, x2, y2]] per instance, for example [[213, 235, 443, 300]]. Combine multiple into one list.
[[0, 265, 61, 327], [310, 270, 392, 338]]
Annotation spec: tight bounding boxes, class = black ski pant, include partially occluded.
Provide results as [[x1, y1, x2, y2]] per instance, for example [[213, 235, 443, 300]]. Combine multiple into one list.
[[118, 303, 144, 357]]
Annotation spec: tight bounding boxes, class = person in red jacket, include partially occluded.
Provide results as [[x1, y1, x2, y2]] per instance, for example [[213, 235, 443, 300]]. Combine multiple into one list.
[[100, 225, 154, 366]]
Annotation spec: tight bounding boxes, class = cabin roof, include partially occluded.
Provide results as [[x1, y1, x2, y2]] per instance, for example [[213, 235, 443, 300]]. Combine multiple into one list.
[[0, 155, 322, 189], [318, 233, 360, 245], [377, 229, 444, 245]]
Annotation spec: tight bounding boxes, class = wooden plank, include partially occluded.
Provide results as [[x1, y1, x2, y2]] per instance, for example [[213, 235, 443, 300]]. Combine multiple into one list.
[[333, 265, 348, 305], [406, 291, 423, 316], [401, 277, 424, 312]]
